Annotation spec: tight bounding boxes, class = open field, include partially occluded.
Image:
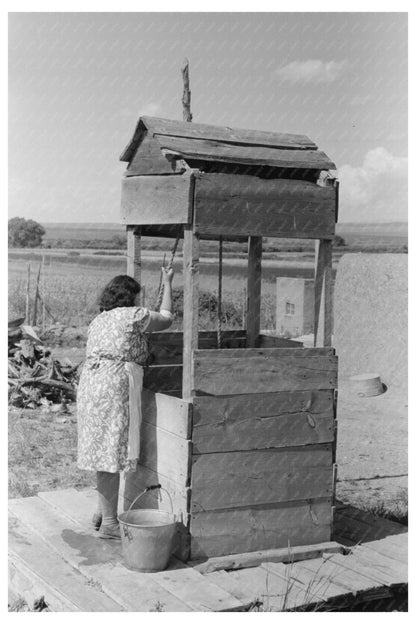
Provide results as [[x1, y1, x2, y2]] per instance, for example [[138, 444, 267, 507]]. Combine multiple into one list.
[[40, 221, 408, 252], [9, 250, 323, 330]]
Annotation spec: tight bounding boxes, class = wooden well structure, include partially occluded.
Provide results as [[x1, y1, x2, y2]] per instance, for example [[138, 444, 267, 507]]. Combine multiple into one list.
[[120, 116, 339, 562]]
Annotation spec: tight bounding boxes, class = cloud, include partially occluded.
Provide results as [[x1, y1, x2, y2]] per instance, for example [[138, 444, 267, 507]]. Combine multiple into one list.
[[338, 148, 408, 222], [275, 60, 347, 84], [140, 101, 163, 117]]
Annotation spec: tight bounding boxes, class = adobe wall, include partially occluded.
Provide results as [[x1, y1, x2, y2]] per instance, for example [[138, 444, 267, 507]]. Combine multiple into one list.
[[333, 253, 407, 390]]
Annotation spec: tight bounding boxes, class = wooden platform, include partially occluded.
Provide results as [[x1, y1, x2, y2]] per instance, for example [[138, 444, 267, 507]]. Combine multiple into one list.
[[9, 488, 408, 612]]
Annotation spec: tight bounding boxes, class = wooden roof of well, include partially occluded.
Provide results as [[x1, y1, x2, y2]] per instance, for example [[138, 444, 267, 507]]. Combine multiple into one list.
[[120, 117, 336, 171]]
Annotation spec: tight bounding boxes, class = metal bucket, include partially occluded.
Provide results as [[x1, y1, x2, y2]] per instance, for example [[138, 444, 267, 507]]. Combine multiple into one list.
[[118, 485, 176, 572]]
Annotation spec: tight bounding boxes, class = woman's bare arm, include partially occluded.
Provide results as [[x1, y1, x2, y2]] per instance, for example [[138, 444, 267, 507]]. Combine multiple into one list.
[[146, 267, 174, 332]]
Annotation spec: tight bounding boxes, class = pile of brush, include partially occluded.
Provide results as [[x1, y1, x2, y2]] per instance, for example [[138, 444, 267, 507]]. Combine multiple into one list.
[[8, 318, 80, 409]]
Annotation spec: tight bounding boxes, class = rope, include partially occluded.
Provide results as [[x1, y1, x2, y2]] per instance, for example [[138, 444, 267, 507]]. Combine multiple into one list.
[[217, 236, 223, 349], [155, 235, 181, 311]]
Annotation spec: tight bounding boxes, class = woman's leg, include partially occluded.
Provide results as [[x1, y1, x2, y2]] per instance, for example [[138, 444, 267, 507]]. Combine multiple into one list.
[[96, 471, 120, 538]]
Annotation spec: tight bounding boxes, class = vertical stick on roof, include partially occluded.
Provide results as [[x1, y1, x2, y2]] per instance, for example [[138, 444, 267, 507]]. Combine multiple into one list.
[[181, 58, 193, 122]]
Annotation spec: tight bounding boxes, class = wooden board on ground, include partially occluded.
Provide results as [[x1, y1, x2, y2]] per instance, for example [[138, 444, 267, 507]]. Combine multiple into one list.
[[9, 496, 192, 612], [193, 174, 336, 239], [191, 445, 333, 511], [295, 556, 386, 595], [120, 174, 192, 225], [260, 561, 328, 604], [149, 559, 246, 612], [9, 514, 124, 612], [192, 390, 334, 453], [190, 541, 344, 574], [40, 486, 190, 563], [192, 349, 337, 395], [190, 499, 332, 560], [207, 565, 316, 611], [285, 560, 353, 602], [322, 552, 403, 588]]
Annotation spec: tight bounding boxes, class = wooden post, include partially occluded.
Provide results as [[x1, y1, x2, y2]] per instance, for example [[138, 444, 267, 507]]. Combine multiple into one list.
[[181, 58, 192, 122], [246, 236, 262, 347], [127, 226, 141, 282], [182, 226, 199, 400], [41, 255, 46, 331], [314, 239, 333, 347], [32, 263, 42, 326], [25, 263, 31, 325]]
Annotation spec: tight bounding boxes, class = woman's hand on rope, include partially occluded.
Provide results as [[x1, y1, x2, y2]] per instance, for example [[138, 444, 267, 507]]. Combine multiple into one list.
[[161, 267, 174, 284]]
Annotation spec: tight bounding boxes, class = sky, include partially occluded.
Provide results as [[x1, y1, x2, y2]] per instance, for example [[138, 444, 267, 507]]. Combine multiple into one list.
[[8, 11, 408, 223]]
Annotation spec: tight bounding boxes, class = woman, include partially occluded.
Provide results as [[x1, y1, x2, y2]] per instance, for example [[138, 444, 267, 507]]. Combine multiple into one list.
[[77, 268, 174, 539]]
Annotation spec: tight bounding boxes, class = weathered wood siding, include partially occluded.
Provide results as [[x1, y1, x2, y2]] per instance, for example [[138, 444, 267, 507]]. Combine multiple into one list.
[[188, 347, 337, 559], [192, 390, 334, 453], [123, 389, 193, 560], [120, 173, 193, 225], [193, 174, 336, 239], [192, 347, 338, 395], [190, 499, 332, 559]]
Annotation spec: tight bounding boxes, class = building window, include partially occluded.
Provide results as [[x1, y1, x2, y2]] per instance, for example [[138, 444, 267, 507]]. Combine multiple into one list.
[[285, 302, 295, 315]]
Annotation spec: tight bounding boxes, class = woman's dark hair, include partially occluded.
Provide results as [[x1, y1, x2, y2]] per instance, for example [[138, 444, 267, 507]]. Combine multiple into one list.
[[99, 275, 141, 312]]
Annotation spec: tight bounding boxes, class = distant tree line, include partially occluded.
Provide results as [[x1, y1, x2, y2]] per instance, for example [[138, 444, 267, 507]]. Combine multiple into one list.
[[8, 217, 45, 248]]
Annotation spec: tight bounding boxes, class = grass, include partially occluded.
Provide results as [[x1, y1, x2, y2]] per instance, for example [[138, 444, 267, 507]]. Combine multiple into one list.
[[360, 489, 408, 526], [8, 407, 95, 498]]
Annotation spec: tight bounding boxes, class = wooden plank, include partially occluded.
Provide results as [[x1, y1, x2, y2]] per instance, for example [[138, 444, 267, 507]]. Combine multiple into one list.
[[120, 173, 192, 225], [148, 329, 246, 346], [121, 467, 190, 520], [150, 559, 245, 612], [182, 226, 199, 400], [351, 545, 407, 582], [140, 116, 318, 150], [285, 560, 352, 601], [361, 538, 408, 565], [208, 565, 316, 611], [246, 236, 262, 347], [139, 421, 192, 487], [9, 514, 124, 612], [295, 556, 383, 594], [190, 541, 344, 574], [192, 390, 335, 453], [9, 497, 193, 612], [323, 241, 333, 346], [191, 446, 333, 511], [258, 333, 301, 348], [322, 552, 404, 588], [9, 554, 81, 612], [194, 346, 334, 358], [260, 561, 328, 605], [142, 388, 192, 439], [193, 174, 336, 239], [126, 225, 141, 281], [147, 331, 246, 365], [157, 136, 335, 170], [125, 130, 177, 176], [193, 350, 337, 395], [314, 239, 325, 347], [190, 499, 332, 559], [143, 364, 183, 393]]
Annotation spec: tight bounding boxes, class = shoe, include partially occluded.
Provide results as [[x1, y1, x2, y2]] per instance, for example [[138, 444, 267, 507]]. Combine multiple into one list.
[[92, 512, 102, 531], [98, 524, 121, 540]]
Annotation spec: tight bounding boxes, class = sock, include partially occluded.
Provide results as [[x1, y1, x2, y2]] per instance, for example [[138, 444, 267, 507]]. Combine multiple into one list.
[[96, 471, 120, 527]]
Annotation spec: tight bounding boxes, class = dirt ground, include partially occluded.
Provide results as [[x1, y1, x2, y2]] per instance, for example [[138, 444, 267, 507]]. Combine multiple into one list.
[[336, 379, 407, 514], [8, 344, 408, 521]]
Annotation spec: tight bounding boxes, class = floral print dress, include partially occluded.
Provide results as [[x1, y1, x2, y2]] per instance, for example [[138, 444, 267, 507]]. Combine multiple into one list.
[[77, 306, 151, 473]]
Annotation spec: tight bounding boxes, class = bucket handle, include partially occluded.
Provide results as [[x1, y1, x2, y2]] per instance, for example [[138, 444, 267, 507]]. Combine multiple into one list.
[[125, 484, 174, 524]]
